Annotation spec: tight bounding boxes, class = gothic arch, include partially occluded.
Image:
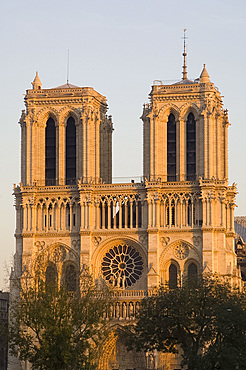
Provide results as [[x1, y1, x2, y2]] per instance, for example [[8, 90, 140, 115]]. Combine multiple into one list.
[[161, 258, 181, 286], [98, 327, 146, 370], [59, 107, 81, 126], [158, 103, 179, 122], [160, 239, 201, 265], [34, 242, 79, 283], [98, 330, 118, 370], [159, 239, 201, 283], [180, 102, 200, 121], [184, 258, 201, 276], [62, 261, 78, 291], [36, 107, 59, 127]]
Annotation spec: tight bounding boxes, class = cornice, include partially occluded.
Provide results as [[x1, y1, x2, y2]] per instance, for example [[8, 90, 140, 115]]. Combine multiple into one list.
[[20, 184, 79, 195], [226, 231, 236, 238], [80, 228, 145, 236], [147, 227, 201, 233], [201, 227, 214, 232], [26, 98, 106, 108], [201, 227, 229, 232], [22, 231, 76, 238], [152, 95, 201, 103]]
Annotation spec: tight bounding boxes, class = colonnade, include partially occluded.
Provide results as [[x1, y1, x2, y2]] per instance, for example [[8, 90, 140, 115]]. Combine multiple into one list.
[[22, 198, 80, 232], [107, 301, 141, 320], [19, 188, 236, 233]]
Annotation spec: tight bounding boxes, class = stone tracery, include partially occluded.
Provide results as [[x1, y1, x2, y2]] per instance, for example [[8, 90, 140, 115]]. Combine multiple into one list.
[[101, 244, 144, 289]]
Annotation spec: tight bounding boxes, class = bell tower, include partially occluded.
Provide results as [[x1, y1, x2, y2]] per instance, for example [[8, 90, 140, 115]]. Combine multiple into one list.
[[20, 73, 113, 186], [12, 74, 113, 289], [141, 43, 238, 280], [142, 50, 228, 183]]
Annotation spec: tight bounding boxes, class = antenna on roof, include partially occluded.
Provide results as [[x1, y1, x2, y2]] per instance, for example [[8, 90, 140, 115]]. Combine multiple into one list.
[[182, 29, 188, 80], [67, 49, 70, 85]]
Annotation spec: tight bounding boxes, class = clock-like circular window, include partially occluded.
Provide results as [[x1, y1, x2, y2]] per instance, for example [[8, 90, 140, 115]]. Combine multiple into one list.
[[101, 244, 143, 289]]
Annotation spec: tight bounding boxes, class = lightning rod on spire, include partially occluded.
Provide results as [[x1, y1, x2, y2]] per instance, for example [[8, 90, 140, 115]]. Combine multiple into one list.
[[67, 49, 70, 85], [182, 29, 188, 81]]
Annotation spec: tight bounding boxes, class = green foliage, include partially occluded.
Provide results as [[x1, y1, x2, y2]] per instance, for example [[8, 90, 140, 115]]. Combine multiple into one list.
[[121, 275, 246, 370], [9, 272, 112, 370]]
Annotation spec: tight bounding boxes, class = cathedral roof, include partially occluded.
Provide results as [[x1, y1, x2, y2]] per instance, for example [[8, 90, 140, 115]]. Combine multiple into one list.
[[235, 218, 246, 243], [54, 82, 80, 89], [173, 79, 197, 85]]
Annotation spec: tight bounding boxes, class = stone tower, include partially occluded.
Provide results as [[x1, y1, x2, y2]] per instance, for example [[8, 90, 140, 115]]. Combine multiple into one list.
[[11, 49, 239, 369], [12, 75, 113, 296], [141, 63, 238, 283]]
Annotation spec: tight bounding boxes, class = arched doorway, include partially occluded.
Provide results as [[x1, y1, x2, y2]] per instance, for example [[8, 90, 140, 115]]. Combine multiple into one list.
[[98, 331, 146, 370]]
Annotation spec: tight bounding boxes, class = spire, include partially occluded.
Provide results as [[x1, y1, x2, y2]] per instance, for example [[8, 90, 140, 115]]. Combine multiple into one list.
[[32, 72, 42, 90], [200, 64, 210, 83], [182, 29, 188, 80]]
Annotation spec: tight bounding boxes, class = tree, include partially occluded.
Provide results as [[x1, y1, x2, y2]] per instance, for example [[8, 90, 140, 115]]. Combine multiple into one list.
[[121, 275, 246, 370], [9, 270, 112, 370]]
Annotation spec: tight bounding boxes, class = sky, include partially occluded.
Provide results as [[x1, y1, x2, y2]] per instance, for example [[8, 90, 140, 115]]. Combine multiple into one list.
[[0, 0, 246, 289]]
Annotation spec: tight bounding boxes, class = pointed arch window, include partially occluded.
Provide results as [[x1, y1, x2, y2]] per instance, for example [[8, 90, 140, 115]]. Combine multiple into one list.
[[169, 263, 178, 288], [188, 263, 198, 282], [45, 263, 58, 291], [167, 113, 176, 181], [66, 117, 76, 185], [65, 264, 77, 292], [186, 113, 196, 181], [45, 118, 56, 185]]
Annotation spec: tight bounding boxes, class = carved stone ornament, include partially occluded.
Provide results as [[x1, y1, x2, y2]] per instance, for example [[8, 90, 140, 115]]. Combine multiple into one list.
[[92, 236, 102, 247], [173, 244, 189, 260], [160, 236, 170, 247], [72, 239, 80, 251], [34, 241, 45, 252], [193, 236, 201, 247], [139, 235, 147, 246], [50, 245, 66, 263]]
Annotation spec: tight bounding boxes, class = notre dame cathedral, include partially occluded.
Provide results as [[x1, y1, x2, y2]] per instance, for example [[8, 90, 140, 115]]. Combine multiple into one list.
[[10, 44, 240, 369]]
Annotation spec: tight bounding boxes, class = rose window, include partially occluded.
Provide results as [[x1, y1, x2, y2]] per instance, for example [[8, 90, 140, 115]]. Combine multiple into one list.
[[101, 244, 143, 289], [174, 244, 189, 260]]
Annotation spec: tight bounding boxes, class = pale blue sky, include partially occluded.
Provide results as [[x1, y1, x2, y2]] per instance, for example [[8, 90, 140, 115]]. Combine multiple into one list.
[[0, 0, 246, 289]]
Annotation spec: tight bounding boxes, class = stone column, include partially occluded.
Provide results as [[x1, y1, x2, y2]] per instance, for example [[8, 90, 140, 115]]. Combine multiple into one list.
[[102, 202, 105, 229], [125, 201, 128, 228], [119, 201, 122, 229], [135, 200, 139, 228], [70, 204, 73, 231], [169, 200, 172, 227], [107, 201, 111, 229], [130, 200, 133, 229], [180, 198, 183, 228]]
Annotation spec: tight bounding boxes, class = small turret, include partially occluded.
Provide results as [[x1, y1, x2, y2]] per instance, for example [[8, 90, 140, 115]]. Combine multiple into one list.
[[200, 64, 210, 83], [31, 71, 42, 90]]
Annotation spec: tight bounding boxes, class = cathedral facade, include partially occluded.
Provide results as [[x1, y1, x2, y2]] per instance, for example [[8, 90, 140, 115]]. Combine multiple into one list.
[[11, 56, 239, 369]]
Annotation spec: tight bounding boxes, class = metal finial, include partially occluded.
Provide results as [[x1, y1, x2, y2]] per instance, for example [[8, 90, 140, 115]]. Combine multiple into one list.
[[182, 29, 188, 81], [67, 49, 70, 85]]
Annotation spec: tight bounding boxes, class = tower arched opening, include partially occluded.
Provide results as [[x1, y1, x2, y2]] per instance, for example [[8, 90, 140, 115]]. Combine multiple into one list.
[[66, 117, 76, 185], [45, 117, 56, 185], [167, 113, 176, 181], [186, 112, 196, 181]]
